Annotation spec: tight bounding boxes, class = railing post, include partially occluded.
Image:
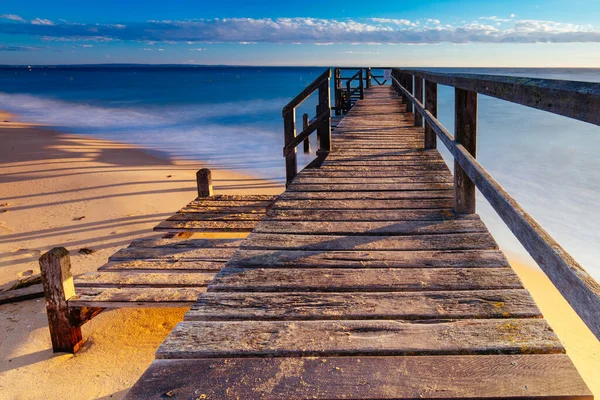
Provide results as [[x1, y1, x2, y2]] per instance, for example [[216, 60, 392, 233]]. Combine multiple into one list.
[[424, 80, 438, 149], [405, 74, 413, 113], [454, 88, 478, 214], [39, 247, 83, 353], [345, 78, 352, 111], [302, 113, 310, 153], [283, 108, 297, 186], [196, 168, 213, 198], [334, 68, 341, 116], [317, 71, 332, 154], [359, 69, 365, 99], [366, 68, 372, 89], [414, 77, 423, 127], [400, 74, 407, 104]]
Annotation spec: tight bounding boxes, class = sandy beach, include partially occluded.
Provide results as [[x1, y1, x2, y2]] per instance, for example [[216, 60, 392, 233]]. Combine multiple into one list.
[[0, 112, 598, 398]]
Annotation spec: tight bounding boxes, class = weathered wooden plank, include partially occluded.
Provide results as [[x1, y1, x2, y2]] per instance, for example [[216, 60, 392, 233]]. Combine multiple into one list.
[[0, 284, 44, 305], [165, 212, 265, 221], [98, 260, 225, 272], [272, 199, 453, 210], [228, 249, 509, 269], [185, 200, 274, 207], [266, 209, 475, 221], [287, 182, 453, 192], [69, 287, 205, 308], [277, 191, 453, 200], [209, 267, 520, 292], [199, 194, 276, 201], [241, 233, 498, 251], [319, 164, 449, 171], [253, 220, 488, 236], [154, 220, 258, 232], [126, 355, 592, 400], [187, 289, 540, 321], [293, 175, 452, 184], [323, 160, 442, 166], [299, 169, 449, 177], [128, 238, 244, 248], [75, 272, 215, 288], [109, 247, 236, 261], [156, 318, 562, 358]]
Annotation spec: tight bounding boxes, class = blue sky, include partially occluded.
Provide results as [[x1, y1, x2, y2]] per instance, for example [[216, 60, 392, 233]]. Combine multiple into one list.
[[0, 0, 599, 66]]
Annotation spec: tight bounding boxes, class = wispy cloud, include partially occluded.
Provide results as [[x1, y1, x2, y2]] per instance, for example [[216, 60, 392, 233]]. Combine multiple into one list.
[[0, 45, 56, 52], [0, 16, 598, 45], [0, 14, 26, 22]]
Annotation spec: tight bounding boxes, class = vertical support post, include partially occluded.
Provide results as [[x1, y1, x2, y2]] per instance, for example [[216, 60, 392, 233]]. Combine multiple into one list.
[[414, 77, 423, 127], [359, 69, 364, 99], [454, 88, 478, 214], [334, 68, 341, 116], [405, 74, 413, 113], [366, 68, 372, 89], [283, 108, 297, 187], [196, 168, 213, 198], [400, 74, 407, 104], [39, 247, 82, 353], [424, 80, 438, 149], [317, 72, 332, 154], [346, 78, 352, 111], [302, 113, 310, 153]]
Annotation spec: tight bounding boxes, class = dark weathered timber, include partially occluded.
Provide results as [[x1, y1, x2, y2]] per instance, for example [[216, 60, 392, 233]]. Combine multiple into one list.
[[69, 287, 206, 308], [228, 249, 509, 269], [154, 220, 258, 232], [283, 108, 297, 187], [414, 76, 423, 127], [108, 247, 236, 261], [266, 208, 470, 221], [272, 198, 453, 210], [187, 289, 541, 321], [74, 272, 215, 288], [425, 79, 438, 149], [39, 248, 83, 353], [282, 69, 330, 115], [283, 110, 328, 156], [277, 190, 453, 200], [208, 267, 521, 292], [196, 168, 213, 198], [98, 260, 225, 272], [397, 68, 600, 126], [156, 319, 562, 359], [126, 355, 592, 400], [454, 88, 477, 214], [240, 232, 498, 251], [0, 284, 44, 305], [128, 238, 244, 249]]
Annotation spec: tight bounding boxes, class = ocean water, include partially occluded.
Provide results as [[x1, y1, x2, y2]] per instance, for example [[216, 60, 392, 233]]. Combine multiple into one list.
[[0, 65, 599, 280]]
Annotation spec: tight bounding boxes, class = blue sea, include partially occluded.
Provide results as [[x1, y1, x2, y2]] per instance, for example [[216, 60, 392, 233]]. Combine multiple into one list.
[[0, 65, 599, 279]]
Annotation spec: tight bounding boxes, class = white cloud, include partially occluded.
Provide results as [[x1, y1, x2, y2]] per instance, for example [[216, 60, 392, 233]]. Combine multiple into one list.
[[31, 18, 54, 26], [0, 16, 598, 45], [1, 14, 25, 22]]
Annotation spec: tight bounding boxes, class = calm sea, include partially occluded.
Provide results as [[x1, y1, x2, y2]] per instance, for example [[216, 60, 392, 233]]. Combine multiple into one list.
[[0, 65, 599, 279]]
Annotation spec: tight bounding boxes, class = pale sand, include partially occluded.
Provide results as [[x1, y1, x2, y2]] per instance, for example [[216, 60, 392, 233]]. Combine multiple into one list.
[[0, 114, 598, 398]]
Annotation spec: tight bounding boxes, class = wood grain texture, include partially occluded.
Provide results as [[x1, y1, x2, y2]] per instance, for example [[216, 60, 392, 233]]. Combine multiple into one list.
[[126, 355, 592, 399], [187, 289, 541, 321], [69, 287, 205, 307], [75, 272, 215, 288], [156, 318, 562, 358]]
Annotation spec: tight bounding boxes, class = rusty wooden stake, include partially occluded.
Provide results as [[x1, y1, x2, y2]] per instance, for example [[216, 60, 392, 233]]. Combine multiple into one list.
[[454, 88, 478, 214], [39, 247, 83, 353], [196, 168, 213, 198]]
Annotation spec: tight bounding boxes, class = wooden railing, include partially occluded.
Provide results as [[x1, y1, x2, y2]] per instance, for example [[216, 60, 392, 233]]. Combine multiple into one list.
[[282, 68, 331, 186], [365, 67, 388, 88], [391, 68, 600, 340], [333, 68, 365, 115]]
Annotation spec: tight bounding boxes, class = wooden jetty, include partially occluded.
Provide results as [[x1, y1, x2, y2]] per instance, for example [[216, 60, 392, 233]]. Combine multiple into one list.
[[125, 68, 599, 399]]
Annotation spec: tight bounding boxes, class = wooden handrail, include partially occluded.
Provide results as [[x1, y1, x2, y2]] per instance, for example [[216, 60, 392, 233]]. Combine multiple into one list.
[[283, 68, 332, 186], [391, 70, 600, 340], [282, 69, 331, 116], [396, 68, 600, 126]]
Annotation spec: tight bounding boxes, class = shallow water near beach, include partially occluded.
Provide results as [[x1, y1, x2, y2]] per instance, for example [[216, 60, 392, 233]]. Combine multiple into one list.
[[0, 65, 599, 279]]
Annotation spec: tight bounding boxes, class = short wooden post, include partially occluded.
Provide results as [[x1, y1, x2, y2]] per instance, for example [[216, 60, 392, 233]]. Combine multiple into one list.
[[284, 109, 297, 187], [424, 80, 438, 149], [414, 77, 423, 127], [302, 113, 310, 153], [405, 74, 413, 113], [454, 88, 478, 214], [317, 77, 331, 154], [196, 168, 213, 198], [39, 248, 82, 353], [366, 68, 372, 89], [359, 69, 365, 99]]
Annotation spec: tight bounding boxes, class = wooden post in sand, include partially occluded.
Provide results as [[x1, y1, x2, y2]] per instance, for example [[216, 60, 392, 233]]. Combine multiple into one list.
[[39, 248, 82, 353], [196, 168, 213, 198]]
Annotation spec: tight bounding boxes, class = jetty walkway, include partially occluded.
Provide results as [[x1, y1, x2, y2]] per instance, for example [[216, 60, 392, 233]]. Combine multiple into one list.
[[126, 81, 594, 398]]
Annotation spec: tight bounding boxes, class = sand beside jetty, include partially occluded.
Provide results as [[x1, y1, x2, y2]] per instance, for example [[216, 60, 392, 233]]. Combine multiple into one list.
[[0, 113, 598, 398]]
